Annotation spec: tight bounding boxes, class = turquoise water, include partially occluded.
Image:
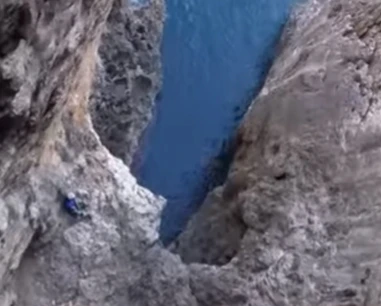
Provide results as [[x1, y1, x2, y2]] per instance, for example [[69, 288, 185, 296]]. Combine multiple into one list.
[[134, 0, 297, 244]]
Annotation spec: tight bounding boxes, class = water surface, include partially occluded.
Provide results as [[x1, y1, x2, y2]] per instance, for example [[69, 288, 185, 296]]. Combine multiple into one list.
[[134, 0, 298, 244]]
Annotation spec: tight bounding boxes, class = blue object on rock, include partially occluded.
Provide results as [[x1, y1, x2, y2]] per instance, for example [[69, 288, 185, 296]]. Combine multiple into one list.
[[63, 195, 81, 217]]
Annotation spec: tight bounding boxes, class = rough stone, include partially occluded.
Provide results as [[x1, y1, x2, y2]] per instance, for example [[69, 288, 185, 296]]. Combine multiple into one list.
[[4, 0, 381, 305], [0, 0, 114, 301], [0, 0, 195, 305], [176, 0, 381, 304], [90, 0, 164, 165]]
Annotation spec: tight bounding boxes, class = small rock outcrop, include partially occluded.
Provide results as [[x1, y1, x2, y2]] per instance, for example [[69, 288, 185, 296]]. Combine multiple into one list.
[[90, 0, 164, 165]]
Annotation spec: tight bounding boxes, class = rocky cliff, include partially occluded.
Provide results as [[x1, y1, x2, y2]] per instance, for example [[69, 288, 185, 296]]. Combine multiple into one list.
[[176, 0, 381, 304], [90, 0, 164, 165], [0, 0, 194, 305], [3, 0, 381, 305]]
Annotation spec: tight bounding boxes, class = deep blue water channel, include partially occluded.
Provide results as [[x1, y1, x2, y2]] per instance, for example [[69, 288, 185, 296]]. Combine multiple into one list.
[[134, 0, 298, 244]]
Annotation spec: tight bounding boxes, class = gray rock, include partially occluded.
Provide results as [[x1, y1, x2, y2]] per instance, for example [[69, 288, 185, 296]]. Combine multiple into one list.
[[176, 0, 381, 305], [4, 0, 381, 305], [90, 0, 164, 165], [0, 0, 114, 300], [0, 0, 194, 305]]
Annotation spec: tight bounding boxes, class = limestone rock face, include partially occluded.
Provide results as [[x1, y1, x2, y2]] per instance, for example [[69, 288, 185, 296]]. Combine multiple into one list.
[[90, 0, 164, 165], [0, 0, 113, 299], [4, 0, 381, 305], [176, 0, 381, 304], [0, 1, 197, 305]]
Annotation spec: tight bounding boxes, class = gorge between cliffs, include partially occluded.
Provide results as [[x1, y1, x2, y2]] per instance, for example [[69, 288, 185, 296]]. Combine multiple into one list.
[[2, 0, 381, 306]]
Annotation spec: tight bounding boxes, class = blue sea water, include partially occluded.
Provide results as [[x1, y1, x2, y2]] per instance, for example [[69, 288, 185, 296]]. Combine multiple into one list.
[[134, 0, 298, 244]]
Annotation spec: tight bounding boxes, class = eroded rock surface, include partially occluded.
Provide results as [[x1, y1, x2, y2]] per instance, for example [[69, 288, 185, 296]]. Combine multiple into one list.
[[176, 0, 381, 304], [0, 0, 196, 305], [90, 0, 164, 165], [4, 0, 381, 305]]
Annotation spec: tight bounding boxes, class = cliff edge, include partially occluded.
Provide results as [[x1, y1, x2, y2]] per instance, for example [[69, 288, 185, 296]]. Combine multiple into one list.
[[176, 0, 381, 305], [0, 1, 195, 305], [3, 0, 381, 305], [90, 0, 164, 165]]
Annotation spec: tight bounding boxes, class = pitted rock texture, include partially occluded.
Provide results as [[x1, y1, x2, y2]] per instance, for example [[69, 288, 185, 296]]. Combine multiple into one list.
[[90, 0, 164, 165], [0, 0, 113, 296], [176, 0, 381, 305], [4, 0, 381, 305], [0, 0, 197, 305]]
